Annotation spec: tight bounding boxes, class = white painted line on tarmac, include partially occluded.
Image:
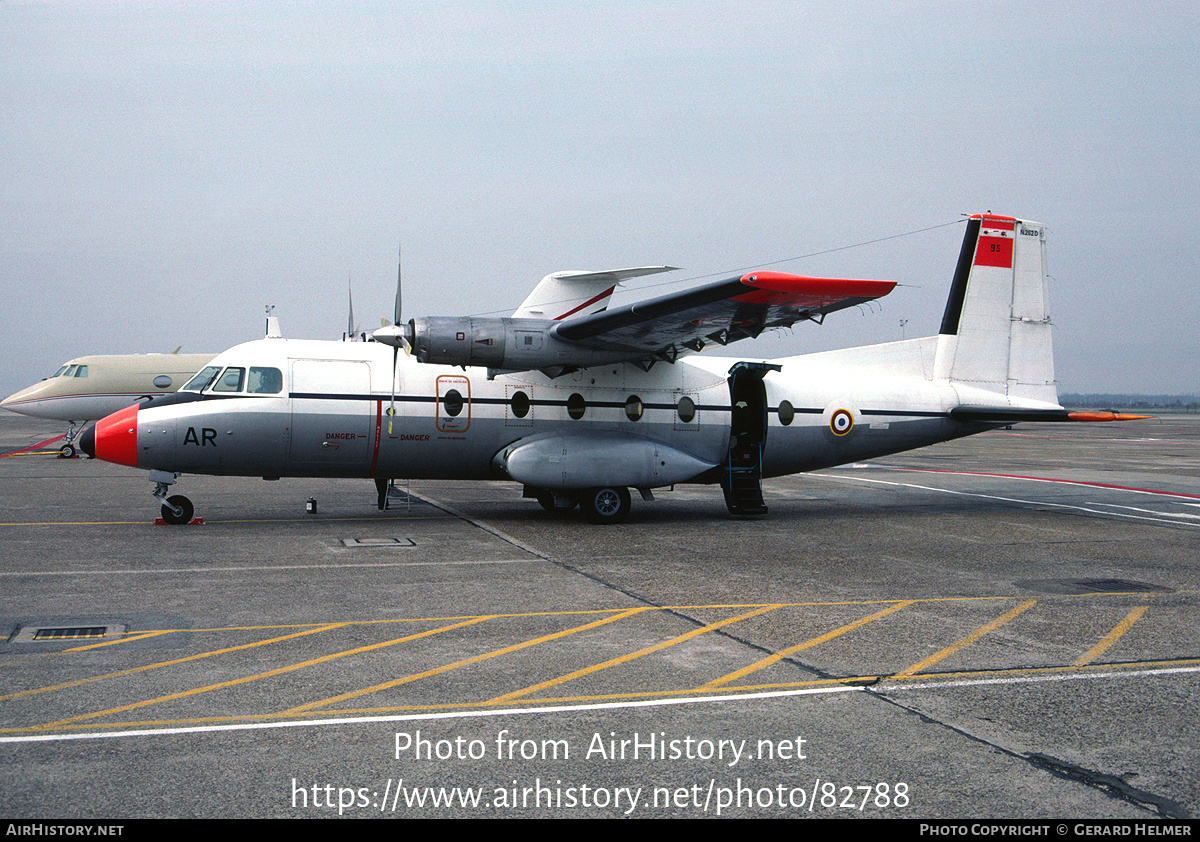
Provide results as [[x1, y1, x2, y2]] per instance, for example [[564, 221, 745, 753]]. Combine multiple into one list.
[[3, 664, 1197, 745], [0, 559, 543, 577], [817, 474, 1200, 529]]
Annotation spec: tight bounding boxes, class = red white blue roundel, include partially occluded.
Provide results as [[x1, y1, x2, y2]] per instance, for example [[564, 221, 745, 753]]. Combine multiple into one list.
[[830, 408, 854, 436]]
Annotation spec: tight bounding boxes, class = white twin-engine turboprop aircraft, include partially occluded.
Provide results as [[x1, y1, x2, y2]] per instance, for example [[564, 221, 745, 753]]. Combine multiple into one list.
[[80, 214, 1144, 524]]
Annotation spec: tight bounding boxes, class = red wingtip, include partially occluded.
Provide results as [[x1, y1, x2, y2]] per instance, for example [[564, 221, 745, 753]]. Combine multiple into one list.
[[738, 272, 896, 303]]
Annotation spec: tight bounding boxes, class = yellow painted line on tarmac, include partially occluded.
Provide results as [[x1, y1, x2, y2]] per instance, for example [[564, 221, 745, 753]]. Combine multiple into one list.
[[701, 600, 915, 689], [0, 521, 150, 527], [20, 617, 491, 733], [1074, 604, 1150, 666], [62, 630, 178, 652], [893, 599, 1038, 679], [11, 657, 1200, 736], [484, 604, 784, 705], [306, 656, 1200, 715], [0, 515, 457, 527], [0, 624, 348, 708], [284, 607, 652, 715]]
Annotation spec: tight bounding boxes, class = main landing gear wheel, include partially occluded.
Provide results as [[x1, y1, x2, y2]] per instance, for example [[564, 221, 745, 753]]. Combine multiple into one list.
[[161, 495, 194, 525], [536, 490, 578, 514], [580, 486, 631, 524]]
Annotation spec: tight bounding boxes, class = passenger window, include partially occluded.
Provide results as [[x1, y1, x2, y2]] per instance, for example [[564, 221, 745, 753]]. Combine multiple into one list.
[[443, 389, 464, 417], [677, 395, 696, 424], [567, 393, 586, 420], [212, 367, 245, 392], [247, 367, 283, 394], [183, 366, 222, 392], [778, 400, 795, 426], [625, 395, 643, 422], [511, 390, 530, 418]]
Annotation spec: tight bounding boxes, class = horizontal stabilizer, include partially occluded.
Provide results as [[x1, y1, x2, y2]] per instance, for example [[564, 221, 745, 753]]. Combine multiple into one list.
[[951, 406, 1153, 423]]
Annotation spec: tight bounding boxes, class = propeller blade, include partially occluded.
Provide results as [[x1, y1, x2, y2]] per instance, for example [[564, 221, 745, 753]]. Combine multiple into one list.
[[388, 239, 403, 433], [400, 242, 410, 328]]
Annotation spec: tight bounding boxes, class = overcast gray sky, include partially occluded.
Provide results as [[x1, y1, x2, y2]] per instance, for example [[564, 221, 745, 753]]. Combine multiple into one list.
[[3, 0, 1197, 400]]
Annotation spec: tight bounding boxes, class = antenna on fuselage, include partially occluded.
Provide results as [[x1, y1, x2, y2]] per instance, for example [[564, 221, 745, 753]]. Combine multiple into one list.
[[264, 304, 281, 339]]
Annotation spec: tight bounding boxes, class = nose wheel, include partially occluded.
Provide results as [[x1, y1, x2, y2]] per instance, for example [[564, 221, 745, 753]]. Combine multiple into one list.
[[160, 495, 195, 525], [151, 472, 196, 525]]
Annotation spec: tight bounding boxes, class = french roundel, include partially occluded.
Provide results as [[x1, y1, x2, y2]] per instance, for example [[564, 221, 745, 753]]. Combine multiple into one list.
[[830, 408, 854, 436]]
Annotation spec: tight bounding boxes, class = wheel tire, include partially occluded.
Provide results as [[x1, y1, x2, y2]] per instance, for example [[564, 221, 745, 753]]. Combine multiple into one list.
[[58, 444, 76, 459], [536, 489, 578, 514], [161, 495, 194, 525], [580, 486, 631, 524]]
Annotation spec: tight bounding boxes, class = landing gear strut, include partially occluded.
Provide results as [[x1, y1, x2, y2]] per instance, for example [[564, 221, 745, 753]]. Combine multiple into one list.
[[58, 422, 80, 459], [150, 470, 194, 525]]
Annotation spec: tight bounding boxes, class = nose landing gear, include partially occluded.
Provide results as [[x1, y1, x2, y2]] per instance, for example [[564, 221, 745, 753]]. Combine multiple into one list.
[[160, 494, 195, 525], [150, 470, 198, 525]]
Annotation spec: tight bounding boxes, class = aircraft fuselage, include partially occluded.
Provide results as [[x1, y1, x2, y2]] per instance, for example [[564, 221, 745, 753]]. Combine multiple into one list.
[[92, 336, 968, 485]]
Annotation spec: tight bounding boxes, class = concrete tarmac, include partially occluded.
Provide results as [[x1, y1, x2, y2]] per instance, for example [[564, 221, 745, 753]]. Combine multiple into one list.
[[0, 409, 1197, 819]]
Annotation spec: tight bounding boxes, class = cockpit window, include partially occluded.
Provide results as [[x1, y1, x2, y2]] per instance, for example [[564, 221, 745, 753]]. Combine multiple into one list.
[[60, 365, 77, 378], [212, 367, 245, 392], [182, 366, 222, 392], [73, 365, 88, 378], [52, 365, 70, 378], [246, 367, 283, 394]]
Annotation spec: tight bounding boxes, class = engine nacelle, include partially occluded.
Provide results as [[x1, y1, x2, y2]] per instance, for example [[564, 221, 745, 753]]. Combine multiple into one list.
[[406, 316, 628, 373]]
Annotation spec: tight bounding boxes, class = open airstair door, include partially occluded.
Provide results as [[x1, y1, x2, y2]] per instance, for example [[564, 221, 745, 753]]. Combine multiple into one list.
[[722, 361, 780, 516]]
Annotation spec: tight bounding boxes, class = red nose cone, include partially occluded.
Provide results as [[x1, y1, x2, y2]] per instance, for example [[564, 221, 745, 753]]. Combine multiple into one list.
[[93, 403, 139, 467]]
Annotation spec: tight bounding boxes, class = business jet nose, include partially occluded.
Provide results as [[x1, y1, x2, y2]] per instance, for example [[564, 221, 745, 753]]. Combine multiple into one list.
[[86, 403, 140, 467]]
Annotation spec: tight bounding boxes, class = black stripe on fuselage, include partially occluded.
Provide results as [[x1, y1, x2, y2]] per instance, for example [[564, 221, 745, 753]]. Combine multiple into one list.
[[289, 392, 951, 420]]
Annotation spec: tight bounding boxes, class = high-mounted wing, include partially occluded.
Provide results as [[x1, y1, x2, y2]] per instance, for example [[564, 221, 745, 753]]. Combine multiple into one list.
[[553, 271, 896, 365], [383, 270, 896, 377]]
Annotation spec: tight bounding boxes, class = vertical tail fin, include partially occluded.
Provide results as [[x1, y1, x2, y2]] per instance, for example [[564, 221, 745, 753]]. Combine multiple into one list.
[[934, 214, 1057, 405]]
